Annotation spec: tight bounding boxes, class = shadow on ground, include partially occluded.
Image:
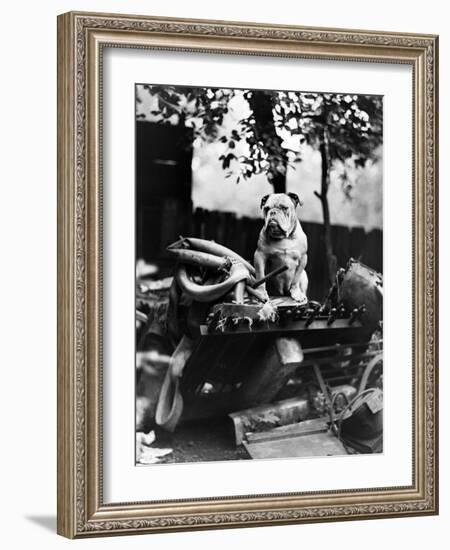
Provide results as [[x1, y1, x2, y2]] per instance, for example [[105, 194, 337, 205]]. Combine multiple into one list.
[[25, 515, 56, 533]]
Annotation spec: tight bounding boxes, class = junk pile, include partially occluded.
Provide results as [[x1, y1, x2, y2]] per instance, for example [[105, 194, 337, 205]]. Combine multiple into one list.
[[136, 237, 384, 460]]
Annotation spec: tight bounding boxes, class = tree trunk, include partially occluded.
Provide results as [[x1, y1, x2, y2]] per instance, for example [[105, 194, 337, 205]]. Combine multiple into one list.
[[247, 91, 287, 193], [315, 127, 337, 286]]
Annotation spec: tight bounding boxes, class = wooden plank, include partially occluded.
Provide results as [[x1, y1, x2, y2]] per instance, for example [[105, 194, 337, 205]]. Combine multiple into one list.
[[246, 417, 329, 443], [229, 397, 310, 445], [243, 431, 348, 459]]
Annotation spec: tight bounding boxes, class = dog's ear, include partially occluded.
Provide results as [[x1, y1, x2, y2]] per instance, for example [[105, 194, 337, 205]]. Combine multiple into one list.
[[260, 194, 270, 209], [287, 192, 303, 208]]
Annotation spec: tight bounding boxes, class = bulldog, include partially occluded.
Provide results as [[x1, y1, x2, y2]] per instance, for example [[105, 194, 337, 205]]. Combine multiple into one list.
[[254, 192, 308, 304]]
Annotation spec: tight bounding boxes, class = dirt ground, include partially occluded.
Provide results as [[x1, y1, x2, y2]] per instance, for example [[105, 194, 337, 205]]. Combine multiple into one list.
[[154, 418, 250, 464]]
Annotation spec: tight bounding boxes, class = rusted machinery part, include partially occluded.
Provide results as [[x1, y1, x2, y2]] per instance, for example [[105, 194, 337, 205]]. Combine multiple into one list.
[[175, 262, 250, 303], [166, 247, 231, 271], [337, 259, 383, 329], [332, 387, 383, 444], [358, 352, 383, 393], [171, 236, 256, 276], [229, 396, 310, 446]]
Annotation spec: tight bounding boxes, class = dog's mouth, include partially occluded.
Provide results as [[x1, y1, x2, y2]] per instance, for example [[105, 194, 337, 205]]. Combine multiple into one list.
[[267, 220, 285, 238]]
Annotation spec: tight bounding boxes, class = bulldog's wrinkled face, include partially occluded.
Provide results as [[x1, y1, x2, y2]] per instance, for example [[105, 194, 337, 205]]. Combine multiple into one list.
[[261, 193, 302, 239]]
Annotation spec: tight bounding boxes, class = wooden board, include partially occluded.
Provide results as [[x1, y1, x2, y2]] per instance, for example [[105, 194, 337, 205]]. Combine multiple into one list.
[[243, 429, 348, 459]]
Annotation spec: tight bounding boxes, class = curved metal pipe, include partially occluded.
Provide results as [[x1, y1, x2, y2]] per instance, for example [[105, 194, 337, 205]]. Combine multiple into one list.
[[176, 263, 250, 303], [358, 353, 383, 393], [167, 248, 230, 271], [176, 236, 256, 276]]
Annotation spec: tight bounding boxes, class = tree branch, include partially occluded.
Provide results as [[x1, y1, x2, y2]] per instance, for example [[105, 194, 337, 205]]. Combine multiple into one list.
[[297, 113, 324, 120], [313, 190, 323, 201], [156, 94, 182, 114]]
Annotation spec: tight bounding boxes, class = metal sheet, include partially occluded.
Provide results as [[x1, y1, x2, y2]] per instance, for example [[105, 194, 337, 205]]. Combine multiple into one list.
[[243, 430, 348, 459]]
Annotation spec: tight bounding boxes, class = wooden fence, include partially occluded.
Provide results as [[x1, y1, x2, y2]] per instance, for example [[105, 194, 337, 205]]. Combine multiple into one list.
[[140, 205, 383, 302]]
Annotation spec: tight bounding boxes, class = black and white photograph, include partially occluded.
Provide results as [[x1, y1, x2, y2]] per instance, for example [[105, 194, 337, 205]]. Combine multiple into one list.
[[1, 0, 442, 544], [135, 83, 383, 465]]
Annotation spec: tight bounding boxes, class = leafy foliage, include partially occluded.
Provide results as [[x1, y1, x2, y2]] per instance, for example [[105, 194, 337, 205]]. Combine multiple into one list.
[[138, 85, 382, 190], [277, 91, 383, 163], [137, 84, 233, 139]]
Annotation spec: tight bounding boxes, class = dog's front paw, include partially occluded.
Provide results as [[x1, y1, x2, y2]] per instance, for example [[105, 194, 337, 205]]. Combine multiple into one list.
[[252, 287, 269, 302], [290, 286, 307, 305], [256, 285, 270, 302]]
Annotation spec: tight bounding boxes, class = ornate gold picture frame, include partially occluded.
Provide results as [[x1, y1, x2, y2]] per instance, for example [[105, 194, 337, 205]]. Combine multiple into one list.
[[57, 11, 438, 538]]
